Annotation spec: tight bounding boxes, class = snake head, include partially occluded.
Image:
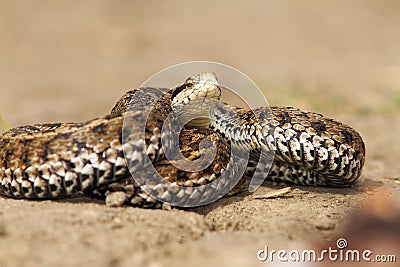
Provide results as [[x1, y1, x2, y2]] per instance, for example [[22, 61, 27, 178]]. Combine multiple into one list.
[[171, 72, 221, 105], [171, 72, 222, 128]]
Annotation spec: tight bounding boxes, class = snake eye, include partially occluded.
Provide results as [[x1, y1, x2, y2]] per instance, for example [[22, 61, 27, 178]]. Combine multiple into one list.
[[186, 82, 193, 88]]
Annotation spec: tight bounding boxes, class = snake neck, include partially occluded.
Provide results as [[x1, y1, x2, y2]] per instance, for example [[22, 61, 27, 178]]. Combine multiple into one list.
[[208, 105, 264, 152], [171, 98, 220, 129]]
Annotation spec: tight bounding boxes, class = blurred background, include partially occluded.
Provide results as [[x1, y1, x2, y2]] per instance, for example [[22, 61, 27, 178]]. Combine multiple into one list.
[[0, 0, 399, 176], [1, 2, 400, 266]]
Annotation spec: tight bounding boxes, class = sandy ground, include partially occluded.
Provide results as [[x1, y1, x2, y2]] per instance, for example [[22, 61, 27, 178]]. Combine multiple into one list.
[[0, 1, 400, 266]]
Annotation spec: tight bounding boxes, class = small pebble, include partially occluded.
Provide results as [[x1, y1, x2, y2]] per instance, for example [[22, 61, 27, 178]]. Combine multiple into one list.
[[315, 219, 336, 230], [162, 203, 172, 211], [105, 192, 127, 207]]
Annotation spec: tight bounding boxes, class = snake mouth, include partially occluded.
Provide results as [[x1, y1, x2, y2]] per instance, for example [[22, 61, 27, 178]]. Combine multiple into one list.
[[171, 72, 222, 128]]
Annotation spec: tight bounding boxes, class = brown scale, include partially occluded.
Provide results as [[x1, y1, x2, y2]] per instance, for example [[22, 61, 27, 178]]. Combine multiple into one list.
[[267, 106, 365, 186], [0, 114, 127, 198], [212, 104, 365, 187], [87, 128, 236, 208], [0, 73, 366, 207], [155, 129, 230, 186], [0, 79, 236, 204]]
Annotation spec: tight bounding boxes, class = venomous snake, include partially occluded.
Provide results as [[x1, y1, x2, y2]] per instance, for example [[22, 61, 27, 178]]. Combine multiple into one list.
[[0, 73, 365, 208]]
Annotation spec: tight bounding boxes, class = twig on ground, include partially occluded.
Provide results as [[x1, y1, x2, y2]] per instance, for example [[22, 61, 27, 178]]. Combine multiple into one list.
[[252, 187, 292, 199]]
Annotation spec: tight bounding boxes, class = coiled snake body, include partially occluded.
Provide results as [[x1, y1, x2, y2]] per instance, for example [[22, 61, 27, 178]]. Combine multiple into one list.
[[0, 73, 365, 208]]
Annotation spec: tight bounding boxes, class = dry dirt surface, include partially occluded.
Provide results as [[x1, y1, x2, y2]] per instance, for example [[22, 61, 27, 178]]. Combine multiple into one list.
[[0, 1, 400, 267]]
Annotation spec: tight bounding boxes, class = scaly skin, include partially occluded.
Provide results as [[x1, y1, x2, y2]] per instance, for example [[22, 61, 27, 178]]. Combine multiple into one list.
[[0, 73, 365, 208]]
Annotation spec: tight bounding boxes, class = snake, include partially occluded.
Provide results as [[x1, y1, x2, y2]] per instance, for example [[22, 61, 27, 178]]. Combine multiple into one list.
[[0, 73, 365, 208]]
